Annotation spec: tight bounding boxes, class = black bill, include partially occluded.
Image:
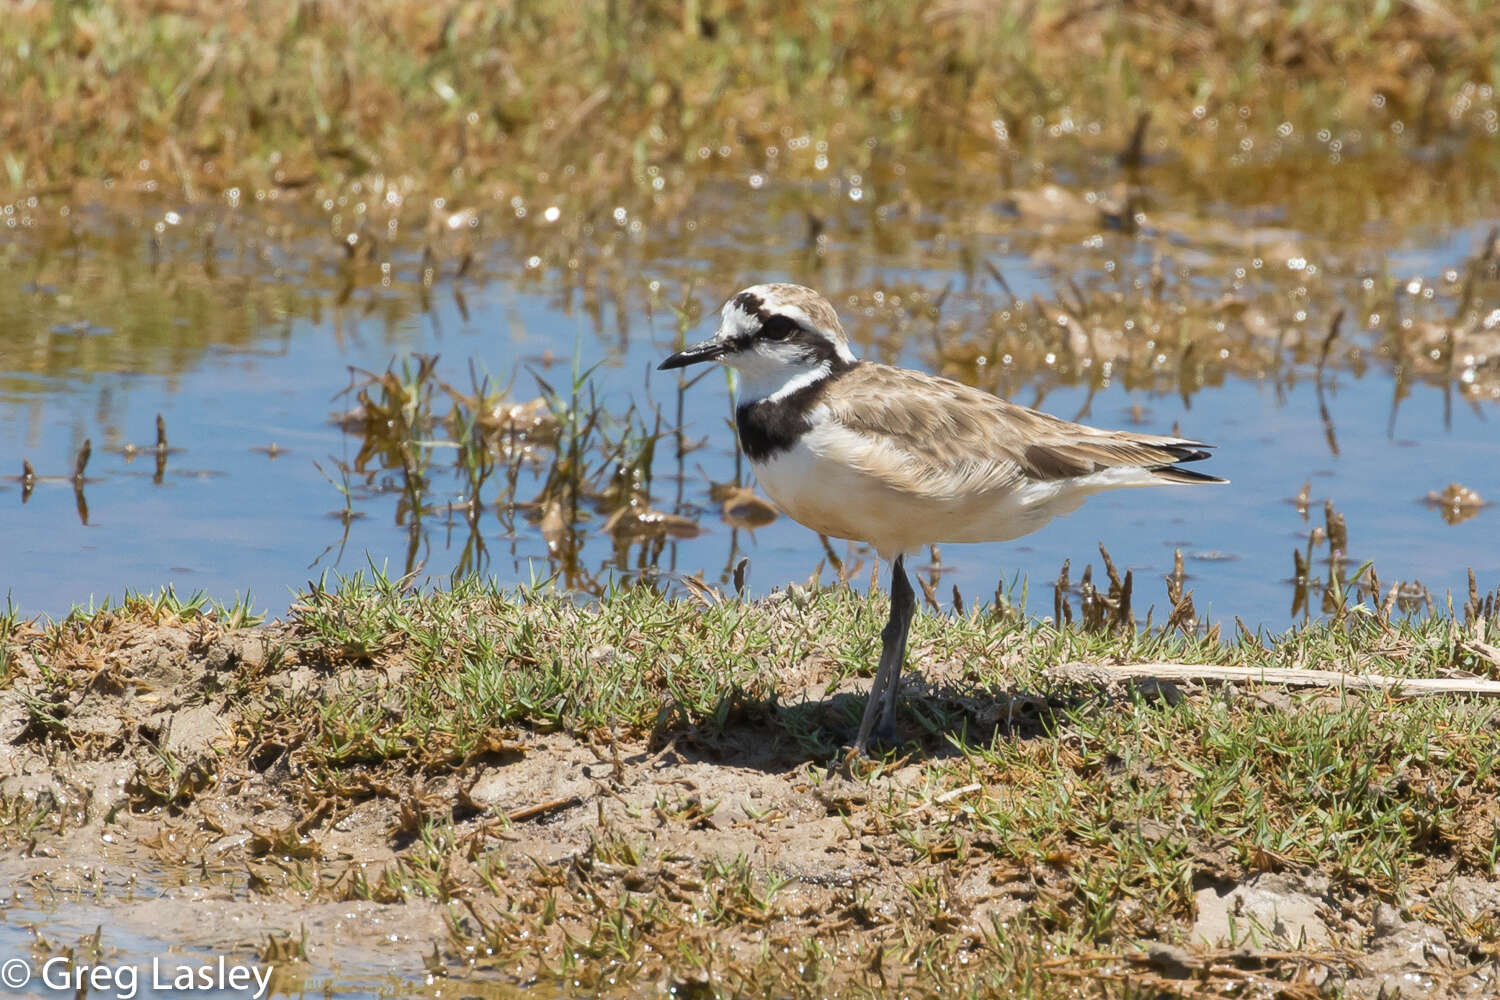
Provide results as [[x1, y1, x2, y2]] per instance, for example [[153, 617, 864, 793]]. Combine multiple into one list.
[[658, 337, 729, 370]]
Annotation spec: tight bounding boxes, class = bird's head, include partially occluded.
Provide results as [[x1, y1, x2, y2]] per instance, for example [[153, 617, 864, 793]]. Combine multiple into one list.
[[658, 284, 858, 401]]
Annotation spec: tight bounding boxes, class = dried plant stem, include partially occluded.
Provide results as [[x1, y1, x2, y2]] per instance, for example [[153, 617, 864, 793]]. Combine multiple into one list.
[[1048, 661, 1500, 697]]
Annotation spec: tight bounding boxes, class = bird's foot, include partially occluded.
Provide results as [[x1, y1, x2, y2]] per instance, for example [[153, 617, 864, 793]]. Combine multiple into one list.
[[841, 721, 903, 763], [868, 720, 903, 752]]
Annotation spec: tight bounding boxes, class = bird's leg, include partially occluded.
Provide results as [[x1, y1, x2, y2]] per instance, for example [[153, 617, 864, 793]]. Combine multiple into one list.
[[853, 555, 914, 753], [880, 557, 916, 728]]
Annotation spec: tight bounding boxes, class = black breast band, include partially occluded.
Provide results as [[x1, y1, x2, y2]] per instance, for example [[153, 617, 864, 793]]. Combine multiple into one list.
[[736, 365, 856, 461]]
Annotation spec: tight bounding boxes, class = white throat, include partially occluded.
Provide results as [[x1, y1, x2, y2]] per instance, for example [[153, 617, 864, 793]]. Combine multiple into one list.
[[735, 360, 832, 404]]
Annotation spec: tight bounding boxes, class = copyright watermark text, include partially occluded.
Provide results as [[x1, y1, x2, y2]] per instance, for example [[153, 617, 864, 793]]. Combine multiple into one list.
[[2, 956, 272, 999]]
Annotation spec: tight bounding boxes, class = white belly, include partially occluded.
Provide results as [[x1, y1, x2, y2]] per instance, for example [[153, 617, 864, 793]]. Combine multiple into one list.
[[750, 421, 1153, 559], [751, 437, 908, 548]]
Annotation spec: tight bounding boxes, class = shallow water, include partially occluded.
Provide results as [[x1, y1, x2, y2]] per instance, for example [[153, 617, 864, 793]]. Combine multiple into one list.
[[0, 860, 511, 1000], [1, 160, 1498, 629]]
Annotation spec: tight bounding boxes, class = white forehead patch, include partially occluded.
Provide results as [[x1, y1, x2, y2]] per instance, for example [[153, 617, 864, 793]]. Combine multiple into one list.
[[718, 285, 857, 365], [720, 298, 817, 331]]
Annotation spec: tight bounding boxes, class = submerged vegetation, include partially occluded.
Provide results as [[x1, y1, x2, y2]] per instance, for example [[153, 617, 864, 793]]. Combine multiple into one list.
[[323, 347, 689, 586], [4, 181, 1497, 619]]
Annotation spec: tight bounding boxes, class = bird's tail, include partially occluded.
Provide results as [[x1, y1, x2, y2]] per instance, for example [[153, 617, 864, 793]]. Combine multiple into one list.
[[1149, 441, 1227, 484]]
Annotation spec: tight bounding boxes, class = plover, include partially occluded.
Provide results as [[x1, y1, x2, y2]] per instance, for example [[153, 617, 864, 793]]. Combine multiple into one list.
[[660, 283, 1225, 753]]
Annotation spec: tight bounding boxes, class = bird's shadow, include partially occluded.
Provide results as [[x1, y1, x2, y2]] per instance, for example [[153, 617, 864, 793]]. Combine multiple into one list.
[[647, 679, 1089, 773]]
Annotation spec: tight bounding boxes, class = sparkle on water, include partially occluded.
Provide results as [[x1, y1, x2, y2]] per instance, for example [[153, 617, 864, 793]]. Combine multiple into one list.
[[1, 164, 1498, 631]]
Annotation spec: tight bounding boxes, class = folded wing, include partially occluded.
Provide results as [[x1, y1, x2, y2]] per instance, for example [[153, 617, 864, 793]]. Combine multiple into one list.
[[822, 364, 1226, 501]]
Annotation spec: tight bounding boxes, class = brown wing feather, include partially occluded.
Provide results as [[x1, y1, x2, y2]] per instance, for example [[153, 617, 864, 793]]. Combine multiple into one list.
[[823, 364, 1224, 490]]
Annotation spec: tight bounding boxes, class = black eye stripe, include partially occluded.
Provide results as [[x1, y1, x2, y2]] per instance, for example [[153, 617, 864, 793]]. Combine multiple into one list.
[[758, 315, 799, 341]]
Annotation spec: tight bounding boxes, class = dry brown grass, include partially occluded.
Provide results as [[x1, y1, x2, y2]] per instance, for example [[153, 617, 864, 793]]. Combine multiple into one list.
[[5, 0, 1497, 211]]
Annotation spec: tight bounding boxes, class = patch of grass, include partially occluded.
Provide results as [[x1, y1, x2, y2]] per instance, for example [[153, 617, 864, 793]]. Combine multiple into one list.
[[40, 586, 266, 630], [0, 594, 22, 684], [270, 565, 1500, 765], [286, 570, 790, 763], [6, 572, 1500, 995], [269, 570, 1500, 951]]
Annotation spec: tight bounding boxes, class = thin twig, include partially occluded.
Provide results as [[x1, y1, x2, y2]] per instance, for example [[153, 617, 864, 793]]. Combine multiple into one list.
[[506, 795, 581, 824], [901, 783, 982, 818], [1047, 662, 1500, 697]]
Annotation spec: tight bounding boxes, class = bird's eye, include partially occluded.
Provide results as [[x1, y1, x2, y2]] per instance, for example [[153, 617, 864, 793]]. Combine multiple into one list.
[[759, 316, 799, 341]]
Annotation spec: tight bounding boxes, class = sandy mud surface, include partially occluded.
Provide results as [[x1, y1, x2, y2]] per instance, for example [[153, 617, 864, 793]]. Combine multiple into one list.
[[3, 606, 1499, 997]]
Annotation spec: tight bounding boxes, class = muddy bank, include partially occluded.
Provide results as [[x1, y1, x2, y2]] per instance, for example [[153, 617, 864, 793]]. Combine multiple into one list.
[[3, 587, 1500, 997]]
